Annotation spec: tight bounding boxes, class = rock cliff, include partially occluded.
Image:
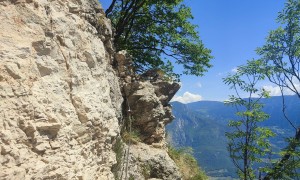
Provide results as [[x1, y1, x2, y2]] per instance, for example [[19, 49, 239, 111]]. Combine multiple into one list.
[[0, 0, 180, 179]]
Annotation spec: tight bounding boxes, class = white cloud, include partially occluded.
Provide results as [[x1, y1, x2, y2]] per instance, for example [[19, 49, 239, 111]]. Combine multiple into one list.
[[262, 85, 298, 96], [171, 91, 202, 104], [262, 85, 282, 96]]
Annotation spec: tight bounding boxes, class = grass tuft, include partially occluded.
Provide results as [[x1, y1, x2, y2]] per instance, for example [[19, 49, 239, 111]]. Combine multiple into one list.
[[168, 146, 208, 180], [122, 130, 141, 144]]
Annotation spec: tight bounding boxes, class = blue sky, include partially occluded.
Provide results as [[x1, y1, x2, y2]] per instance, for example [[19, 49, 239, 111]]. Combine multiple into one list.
[[101, 0, 286, 102]]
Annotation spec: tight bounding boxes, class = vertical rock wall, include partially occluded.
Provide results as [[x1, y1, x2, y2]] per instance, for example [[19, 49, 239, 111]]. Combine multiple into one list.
[[0, 0, 122, 179], [115, 52, 182, 180], [0, 0, 183, 180]]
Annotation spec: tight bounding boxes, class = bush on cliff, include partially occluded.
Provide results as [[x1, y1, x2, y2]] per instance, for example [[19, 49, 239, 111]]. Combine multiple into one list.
[[105, 0, 212, 78], [168, 146, 208, 180]]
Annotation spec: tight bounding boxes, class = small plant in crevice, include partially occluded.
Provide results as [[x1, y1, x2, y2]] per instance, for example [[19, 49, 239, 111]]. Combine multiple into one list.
[[120, 115, 141, 145], [168, 146, 208, 180], [141, 164, 152, 179], [129, 174, 135, 180], [122, 129, 141, 145]]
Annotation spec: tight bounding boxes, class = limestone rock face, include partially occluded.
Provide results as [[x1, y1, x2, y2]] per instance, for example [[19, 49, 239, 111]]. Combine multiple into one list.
[[125, 143, 182, 180], [0, 0, 122, 179], [0, 0, 183, 179], [124, 81, 180, 145]]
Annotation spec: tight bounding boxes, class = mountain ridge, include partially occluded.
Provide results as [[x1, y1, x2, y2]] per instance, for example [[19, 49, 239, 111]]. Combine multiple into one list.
[[167, 95, 300, 178]]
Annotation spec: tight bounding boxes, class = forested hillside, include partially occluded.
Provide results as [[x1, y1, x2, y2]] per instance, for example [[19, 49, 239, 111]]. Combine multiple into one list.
[[167, 95, 300, 178]]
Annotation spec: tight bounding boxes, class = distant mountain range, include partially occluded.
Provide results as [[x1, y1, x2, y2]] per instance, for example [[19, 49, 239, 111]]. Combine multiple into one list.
[[166, 95, 300, 178]]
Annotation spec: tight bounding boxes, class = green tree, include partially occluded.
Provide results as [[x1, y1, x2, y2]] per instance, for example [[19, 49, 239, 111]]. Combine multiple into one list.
[[255, 0, 300, 179], [105, 0, 212, 78], [223, 60, 275, 180]]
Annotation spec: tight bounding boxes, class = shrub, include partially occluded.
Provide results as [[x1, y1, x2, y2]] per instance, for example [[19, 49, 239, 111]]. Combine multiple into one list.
[[168, 146, 208, 180]]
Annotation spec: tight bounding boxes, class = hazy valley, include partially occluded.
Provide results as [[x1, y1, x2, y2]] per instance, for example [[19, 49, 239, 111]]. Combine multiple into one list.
[[167, 95, 300, 178]]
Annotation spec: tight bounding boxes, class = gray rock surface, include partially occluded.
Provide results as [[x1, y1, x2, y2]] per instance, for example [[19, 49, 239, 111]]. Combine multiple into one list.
[[0, 0, 183, 179], [127, 143, 182, 180], [115, 51, 182, 179], [0, 0, 121, 179], [124, 80, 180, 145]]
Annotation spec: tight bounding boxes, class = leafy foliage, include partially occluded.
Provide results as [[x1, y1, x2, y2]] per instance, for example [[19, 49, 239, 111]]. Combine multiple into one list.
[[106, 0, 212, 78], [254, 0, 300, 178], [223, 60, 275, 179], [264, 137, 300, 179], [262, 133, 300, 180], [256, 0, 300, 99]]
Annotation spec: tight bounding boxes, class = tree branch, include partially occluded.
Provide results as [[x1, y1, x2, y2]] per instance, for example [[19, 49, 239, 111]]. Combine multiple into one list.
[[105, 0, 118, 17]]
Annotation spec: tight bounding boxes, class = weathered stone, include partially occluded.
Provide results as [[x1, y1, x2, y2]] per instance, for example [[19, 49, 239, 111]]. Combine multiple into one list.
[[115, 50, 133, 77], [125, 143, 182, 180], [68, 2, 80, 13], [0, 82, 14, 97], [32, 40, 51, 56], [35, 123, 61, 137], [34, 142, 51, 153], [5, 63, 22, 79], [0, 0, 182, 179], [153, 81, 181, 106], [35, 57, 58, 76], [83, 51, 96, 69], [0, 167, 26, 180], [0, 0, 122, 179], [1, 145, 11, 155], [49, 141, 60, 149], [71, 96, 89, 123], [124, 80, 180, 144], [11, 0, 26, 4]]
